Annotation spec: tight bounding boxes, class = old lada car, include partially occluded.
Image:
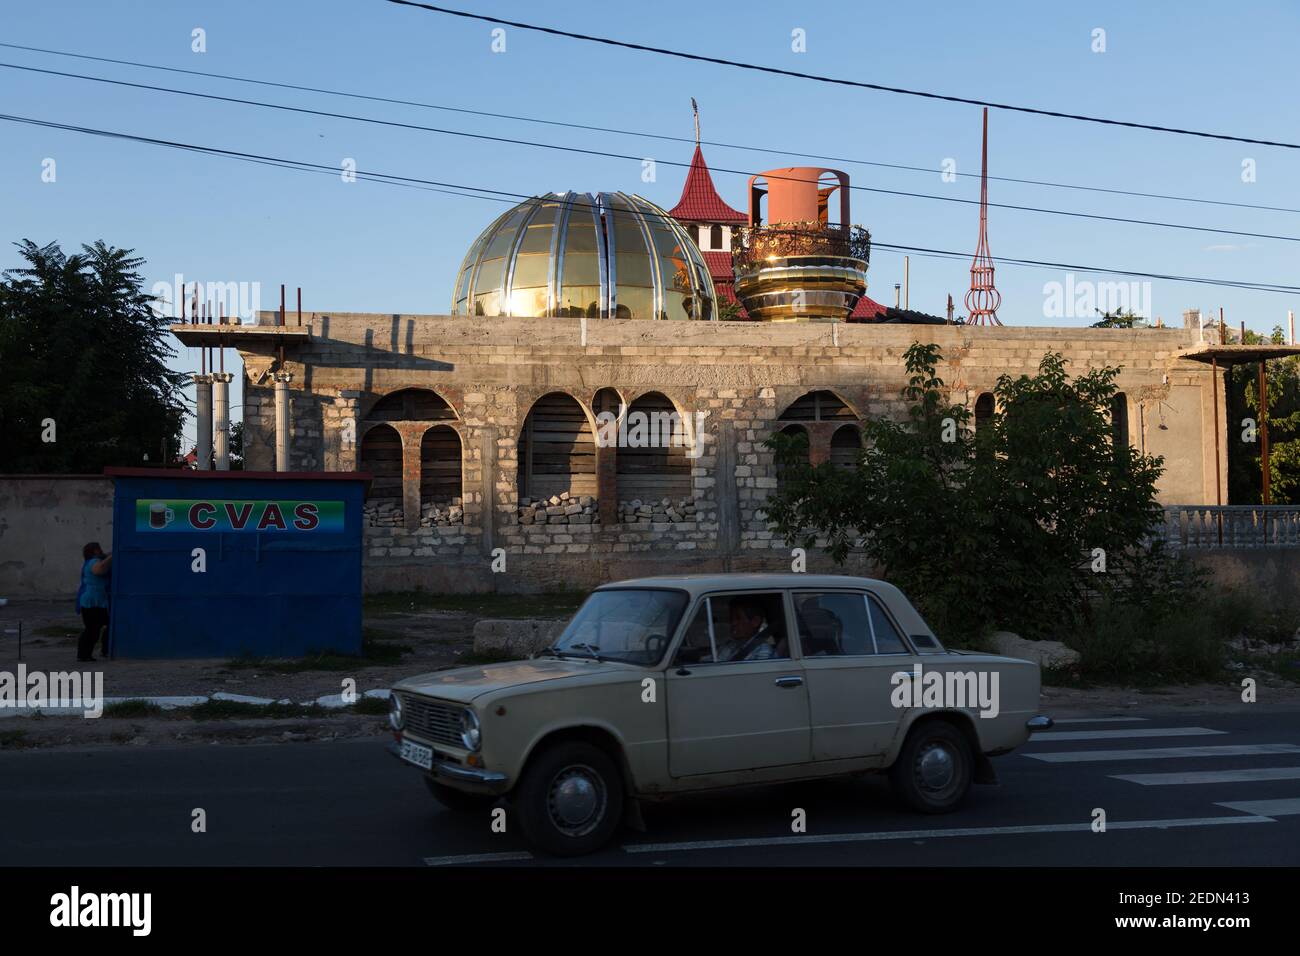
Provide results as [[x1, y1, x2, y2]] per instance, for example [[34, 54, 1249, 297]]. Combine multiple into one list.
[[388, 574, 1052, 856]]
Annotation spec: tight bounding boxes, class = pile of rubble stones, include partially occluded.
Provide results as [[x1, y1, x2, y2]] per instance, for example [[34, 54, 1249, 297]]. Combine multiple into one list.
[[517, 493, 599, 525]]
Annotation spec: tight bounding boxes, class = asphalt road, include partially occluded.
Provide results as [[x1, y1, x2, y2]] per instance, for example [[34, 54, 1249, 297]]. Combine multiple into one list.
[[3, 708, 1299, 867]]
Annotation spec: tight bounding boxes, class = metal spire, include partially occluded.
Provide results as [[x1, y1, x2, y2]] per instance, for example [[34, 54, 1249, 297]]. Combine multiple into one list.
[[965, 107, 1002, 326]]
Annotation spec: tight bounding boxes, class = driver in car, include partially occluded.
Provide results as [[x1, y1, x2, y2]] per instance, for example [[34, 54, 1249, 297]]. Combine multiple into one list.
[[715, 600, 779, 662]]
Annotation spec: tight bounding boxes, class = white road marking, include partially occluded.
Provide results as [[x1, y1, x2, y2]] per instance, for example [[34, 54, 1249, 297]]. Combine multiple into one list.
[[423, 851, 534, 866], [1215, 798, 1300, 818], [623, 814, 1273, 854], [1026, 727, 1224, 742], [1114, 767, 1300, 786], [1052, 717, 1148, 725], [1026, 743, 1300, 763]]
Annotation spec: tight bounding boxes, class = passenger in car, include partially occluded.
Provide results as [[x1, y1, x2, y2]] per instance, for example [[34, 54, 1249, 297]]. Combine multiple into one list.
[[716, 599, 780, 662]]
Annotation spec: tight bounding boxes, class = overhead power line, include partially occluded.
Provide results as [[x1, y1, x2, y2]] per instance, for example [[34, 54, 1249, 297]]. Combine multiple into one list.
[[5, 111, 1298, 298], [3, 39, 1296, 216], [385, 0, 1300, 150], [6, 60, 1300, 248]]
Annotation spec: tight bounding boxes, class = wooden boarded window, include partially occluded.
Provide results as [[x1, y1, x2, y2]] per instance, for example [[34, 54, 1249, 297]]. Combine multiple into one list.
[[778, 390, 857, 422], [1111, 393, 1129, 452], [830, 424, 862, 469], [359, 423, 403, 503], [518, 392, 596, 500], [617, 392, 691, 502], [775, 424, 810, 492], [420, 425, 462, 504]]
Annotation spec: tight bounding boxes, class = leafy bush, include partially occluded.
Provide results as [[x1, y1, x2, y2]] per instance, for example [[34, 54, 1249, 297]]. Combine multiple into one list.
[[764, 341, 1170, 645]]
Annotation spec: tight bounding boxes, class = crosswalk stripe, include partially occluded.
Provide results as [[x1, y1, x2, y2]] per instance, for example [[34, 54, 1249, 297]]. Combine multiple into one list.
[[1027, 727, 1223, 742], [1214, 798, 1300, 817], [622, 814, 1273, 854], [1053, 717, 1148, 725], [1026, 743, 1300, 763], [423, 851, 534, 866], [1113, 767, 1300, 786]]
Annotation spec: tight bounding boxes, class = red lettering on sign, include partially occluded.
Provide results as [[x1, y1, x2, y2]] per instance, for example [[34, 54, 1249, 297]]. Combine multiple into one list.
[[257, 502, 288, 531], [293, 503, 320, 530], [225, 502, 254, 529], [190, 502, 217, 529]]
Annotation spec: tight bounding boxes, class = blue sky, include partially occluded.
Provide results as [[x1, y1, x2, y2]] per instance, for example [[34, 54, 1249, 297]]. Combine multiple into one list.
[[4, 0, 1299, 445]]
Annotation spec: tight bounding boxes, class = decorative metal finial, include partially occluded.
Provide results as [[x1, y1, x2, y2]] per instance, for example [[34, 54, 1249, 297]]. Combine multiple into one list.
[[965, 107, 1002, 326]]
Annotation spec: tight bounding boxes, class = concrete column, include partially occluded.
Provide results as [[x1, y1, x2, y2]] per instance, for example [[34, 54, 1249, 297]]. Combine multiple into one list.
[[212, 372, 234, 470], [193, 374, 213, 471], [273, 372, 293, 472]]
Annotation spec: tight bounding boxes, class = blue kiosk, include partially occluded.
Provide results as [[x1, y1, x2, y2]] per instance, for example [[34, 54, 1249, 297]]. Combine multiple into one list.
[[105, 468, 370, 659]]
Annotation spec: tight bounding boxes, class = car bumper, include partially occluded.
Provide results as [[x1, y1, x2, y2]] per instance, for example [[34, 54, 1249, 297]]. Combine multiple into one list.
[[388, 741, 511, 795]]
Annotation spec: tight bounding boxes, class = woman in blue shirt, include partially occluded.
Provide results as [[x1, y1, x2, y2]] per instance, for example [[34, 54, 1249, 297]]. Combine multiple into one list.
[[77, 541, 112, 662]]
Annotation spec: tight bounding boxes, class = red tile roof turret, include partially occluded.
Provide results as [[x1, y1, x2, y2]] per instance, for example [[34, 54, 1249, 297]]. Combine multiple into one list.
[[669, 146, 747, 224]]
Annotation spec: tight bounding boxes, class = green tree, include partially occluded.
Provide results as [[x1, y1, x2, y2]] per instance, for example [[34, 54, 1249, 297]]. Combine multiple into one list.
[[1090, 308, 1148, 329], [763, 342, 1168, 643], [0, 240, 186, 472]]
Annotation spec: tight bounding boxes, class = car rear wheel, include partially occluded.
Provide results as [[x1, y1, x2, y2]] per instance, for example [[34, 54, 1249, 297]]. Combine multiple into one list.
[[889, 721, 973, 814], [425, 777, 497, 813], [513, 741, 624, 857]]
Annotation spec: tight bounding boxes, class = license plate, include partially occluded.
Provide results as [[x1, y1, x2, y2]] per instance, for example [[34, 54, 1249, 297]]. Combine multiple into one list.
[[400, 738, 433, 770]]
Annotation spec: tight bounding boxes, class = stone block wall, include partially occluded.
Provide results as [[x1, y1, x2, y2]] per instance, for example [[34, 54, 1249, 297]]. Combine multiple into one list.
[[232, 313, 1221, 592]]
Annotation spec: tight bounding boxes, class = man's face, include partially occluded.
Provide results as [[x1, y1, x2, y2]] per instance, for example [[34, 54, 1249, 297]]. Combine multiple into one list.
[[730, 605, 761, 641]]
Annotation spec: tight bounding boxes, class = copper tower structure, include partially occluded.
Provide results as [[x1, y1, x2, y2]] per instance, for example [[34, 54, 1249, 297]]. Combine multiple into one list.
[[964, 108, 1002, 326]]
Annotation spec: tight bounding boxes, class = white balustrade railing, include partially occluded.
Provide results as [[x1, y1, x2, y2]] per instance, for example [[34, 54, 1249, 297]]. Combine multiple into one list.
[[1161, 505, 1300, 549]]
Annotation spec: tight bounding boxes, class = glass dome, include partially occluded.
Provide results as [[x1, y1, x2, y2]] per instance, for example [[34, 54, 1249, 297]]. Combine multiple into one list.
[[451, 191, 716, 320]]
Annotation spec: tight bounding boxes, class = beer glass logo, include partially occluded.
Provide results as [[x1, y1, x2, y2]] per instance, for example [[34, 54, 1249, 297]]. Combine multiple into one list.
[[148, 502, 175, 529]]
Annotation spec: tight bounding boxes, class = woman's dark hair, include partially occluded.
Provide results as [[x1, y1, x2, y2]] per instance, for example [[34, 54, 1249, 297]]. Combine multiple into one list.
[[83, 542, 101, 560]]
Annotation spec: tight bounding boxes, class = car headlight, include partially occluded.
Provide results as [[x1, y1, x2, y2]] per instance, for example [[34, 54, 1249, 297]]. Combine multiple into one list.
[[388, 693, 404, 730], [460, 709, 481, 751]]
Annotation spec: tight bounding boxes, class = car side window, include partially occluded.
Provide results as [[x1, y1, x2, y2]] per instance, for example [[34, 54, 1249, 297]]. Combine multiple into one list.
[[793, 592, 872, 656], [673, 593, 789, 664], [866, 595, 909, 654]]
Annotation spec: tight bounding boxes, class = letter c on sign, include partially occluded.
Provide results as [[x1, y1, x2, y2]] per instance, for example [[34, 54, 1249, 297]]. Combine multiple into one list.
[[189, 502, 217, 529]]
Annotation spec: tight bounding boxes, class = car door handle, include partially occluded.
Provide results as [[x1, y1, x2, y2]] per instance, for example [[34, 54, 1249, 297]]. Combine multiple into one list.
[[774, 676, 803, 688]]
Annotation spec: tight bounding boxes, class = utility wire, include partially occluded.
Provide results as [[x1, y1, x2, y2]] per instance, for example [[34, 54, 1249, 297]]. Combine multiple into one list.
[[385, 0, 1300, 150], [5, 111, 1298, 297], [6, 60, 1300, 248], [3, 39, 1295, 216]]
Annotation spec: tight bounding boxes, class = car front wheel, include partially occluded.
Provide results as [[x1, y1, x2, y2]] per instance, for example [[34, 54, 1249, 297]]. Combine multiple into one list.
[[513, 741, 624, 857], [889, 721, 973, 814]]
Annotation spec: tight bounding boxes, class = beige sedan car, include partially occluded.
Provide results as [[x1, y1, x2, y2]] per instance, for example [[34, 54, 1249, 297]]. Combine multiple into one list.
[[388, 574, 1052, 856]]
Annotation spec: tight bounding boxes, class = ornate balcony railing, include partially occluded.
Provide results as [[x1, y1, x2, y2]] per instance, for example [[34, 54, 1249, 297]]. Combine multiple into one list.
[[732, 223, 871, 271], [1160, 505, 1300, 549]]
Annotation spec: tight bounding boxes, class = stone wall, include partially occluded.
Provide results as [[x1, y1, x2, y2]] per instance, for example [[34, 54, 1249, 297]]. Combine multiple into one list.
[[232, 313, 1225, 593], [0, 476, 114, 598]]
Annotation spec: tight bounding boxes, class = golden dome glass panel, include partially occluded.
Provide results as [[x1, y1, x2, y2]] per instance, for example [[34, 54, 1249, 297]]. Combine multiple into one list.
[[450, 192, 715, 320]]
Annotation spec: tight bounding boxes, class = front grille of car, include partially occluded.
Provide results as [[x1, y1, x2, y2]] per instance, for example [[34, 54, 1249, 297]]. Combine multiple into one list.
[[403, 696, 464, 749]]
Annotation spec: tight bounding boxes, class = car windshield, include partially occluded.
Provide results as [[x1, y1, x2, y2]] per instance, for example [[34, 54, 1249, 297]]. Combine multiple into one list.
[[549, 588, 689, 666]]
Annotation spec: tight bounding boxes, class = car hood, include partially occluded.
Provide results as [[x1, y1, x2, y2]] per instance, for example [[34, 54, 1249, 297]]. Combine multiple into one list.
[[393, 658, 634, 704]]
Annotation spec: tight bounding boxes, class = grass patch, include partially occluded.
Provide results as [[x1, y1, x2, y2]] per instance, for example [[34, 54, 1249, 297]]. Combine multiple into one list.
[[364, 590, 585, 619], [34, 624, 80, 638], [0, 729, 29, 749], [222, 632, 412, 674], [102, 700, 164, 718]]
